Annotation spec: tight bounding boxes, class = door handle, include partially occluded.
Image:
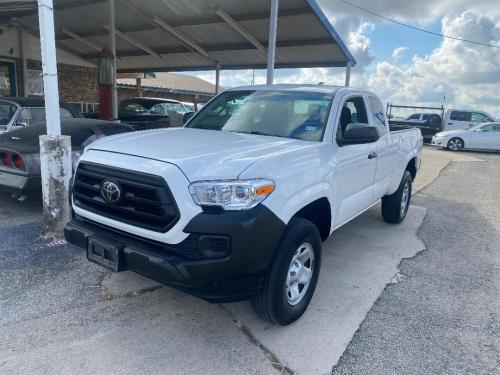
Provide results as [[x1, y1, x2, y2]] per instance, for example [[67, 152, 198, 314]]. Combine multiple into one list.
[[368, 151, 377, 159]]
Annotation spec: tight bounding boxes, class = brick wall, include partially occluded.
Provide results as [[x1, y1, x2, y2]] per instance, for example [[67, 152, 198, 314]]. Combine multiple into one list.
[[0, 56, 99, 102], [26, 60, 99, 102]]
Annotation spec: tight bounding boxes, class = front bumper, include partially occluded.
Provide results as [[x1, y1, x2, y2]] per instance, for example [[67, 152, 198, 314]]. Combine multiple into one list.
[[65, 204, 285, 302], [431, 137, 446, 147]]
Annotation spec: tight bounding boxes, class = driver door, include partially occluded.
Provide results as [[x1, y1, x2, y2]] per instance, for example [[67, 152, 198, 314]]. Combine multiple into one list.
[[333, 94, 377, 228]]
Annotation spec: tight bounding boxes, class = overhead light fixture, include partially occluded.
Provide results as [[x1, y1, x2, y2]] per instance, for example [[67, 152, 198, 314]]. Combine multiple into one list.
[[152, 16, 211, 58], [104, 25, 161, 59], [61, 26, 102, 52], [215, 7, 266, 52]]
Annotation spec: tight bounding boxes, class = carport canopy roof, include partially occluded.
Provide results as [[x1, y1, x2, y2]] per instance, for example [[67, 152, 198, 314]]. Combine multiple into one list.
[[2, 0, 356, 73]]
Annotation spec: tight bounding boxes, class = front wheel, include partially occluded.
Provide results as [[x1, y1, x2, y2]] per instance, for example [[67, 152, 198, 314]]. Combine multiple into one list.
[[251, 218, 321, 325], [381, 170, 412, 224], [447, 137, 464, 151]]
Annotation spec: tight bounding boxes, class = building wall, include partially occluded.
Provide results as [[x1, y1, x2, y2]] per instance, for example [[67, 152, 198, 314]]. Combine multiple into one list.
[[0, 55, 99, 104]]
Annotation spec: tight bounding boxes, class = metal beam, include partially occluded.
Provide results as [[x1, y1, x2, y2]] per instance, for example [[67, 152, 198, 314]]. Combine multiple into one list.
[[214, 7, 266, 52], [61, 26, 103, 52], [117, 60, 350, 74], [266, 0, 279, 84], [107, 0, 118, 120], [104, 25, 161, 59], [54, 7, 313, 41], [344, 62, 351, 87], [215, 62, 220, 94], [81, 38, 333, 59], [18, 26, 28, 96]]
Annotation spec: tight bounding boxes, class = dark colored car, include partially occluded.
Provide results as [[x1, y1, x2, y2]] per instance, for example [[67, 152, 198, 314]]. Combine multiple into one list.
[[389, 113, 443, 142], [0, 118, 135, 198], [85, 98, 194, 129], [0, 97, 82, 133]]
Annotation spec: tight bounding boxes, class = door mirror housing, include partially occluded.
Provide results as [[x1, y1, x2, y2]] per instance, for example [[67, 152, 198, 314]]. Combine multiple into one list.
[[183, 111, 195, 123], [338, 123, 382, 146]]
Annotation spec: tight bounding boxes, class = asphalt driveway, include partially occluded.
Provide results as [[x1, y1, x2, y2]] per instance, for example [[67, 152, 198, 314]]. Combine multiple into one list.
[[0, 147, 498, 374]]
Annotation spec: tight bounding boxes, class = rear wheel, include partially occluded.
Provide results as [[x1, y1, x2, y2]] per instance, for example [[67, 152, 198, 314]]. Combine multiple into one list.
[[251, 218, 321, 325], [447, 137, 464, 151], [382, 170, 412, 224]]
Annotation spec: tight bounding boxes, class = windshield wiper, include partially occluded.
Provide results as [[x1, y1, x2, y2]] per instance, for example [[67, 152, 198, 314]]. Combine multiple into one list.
[[231, 130, 286, 138]]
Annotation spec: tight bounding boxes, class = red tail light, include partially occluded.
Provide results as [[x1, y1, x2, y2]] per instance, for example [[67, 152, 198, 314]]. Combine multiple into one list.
[[12, 154, 24, 169], [1, 152, 11, 166]]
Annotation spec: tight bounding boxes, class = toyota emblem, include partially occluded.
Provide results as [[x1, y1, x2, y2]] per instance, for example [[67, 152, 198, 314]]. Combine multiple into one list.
[[101, 180, 121, 203]]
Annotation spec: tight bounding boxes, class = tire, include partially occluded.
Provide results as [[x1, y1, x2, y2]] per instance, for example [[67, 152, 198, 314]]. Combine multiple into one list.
[[381, 170, 412, 224], [251, 218, 322, 325], [447, 137, 464, 151]]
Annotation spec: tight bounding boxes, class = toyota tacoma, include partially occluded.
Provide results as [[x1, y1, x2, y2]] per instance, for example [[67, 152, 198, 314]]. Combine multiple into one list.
[[65, 85, 423, 325]]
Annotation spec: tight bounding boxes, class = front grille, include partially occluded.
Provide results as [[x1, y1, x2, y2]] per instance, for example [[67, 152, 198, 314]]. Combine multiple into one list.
[[73, 162, 180, 232]]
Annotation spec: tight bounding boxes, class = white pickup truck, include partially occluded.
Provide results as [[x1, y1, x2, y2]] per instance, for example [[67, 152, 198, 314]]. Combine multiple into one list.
[[65, 85, 423, 325]]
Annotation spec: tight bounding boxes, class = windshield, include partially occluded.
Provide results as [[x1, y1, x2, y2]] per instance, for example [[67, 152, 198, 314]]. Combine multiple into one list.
[[0, 100, 18, 128], [186, 90, 334, 142]]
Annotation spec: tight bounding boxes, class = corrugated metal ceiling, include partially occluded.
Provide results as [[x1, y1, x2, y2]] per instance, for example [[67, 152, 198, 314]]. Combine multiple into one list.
[[2, 0, 356, 72]]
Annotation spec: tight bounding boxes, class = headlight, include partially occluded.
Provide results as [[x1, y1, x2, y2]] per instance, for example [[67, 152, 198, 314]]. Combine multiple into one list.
[[189, 179, 275, 210]]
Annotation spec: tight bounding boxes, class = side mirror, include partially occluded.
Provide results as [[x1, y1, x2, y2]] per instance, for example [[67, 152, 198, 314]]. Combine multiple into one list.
[[338, 123, 382, 146], [183, 112, 195, 123]]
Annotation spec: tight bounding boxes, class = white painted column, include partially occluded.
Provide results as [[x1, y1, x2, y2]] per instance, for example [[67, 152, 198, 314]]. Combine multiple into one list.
[[345, 62, 351, 87], [37, 0, 72, 234], [266, 0, 279, 85], [108, 0, 118, 120]]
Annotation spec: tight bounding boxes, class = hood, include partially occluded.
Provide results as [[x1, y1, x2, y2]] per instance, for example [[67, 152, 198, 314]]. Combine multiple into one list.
[[435, 129, 468, 137], [87, 127, 315, 181]]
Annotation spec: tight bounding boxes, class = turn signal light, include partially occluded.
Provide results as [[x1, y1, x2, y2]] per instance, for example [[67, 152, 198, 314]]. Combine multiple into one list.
[[12, 154, 24, 169], [1, 152, 11, 166]]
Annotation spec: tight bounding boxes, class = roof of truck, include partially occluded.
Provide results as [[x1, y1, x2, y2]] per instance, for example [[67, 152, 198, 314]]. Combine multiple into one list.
[[227, 84, 380, 97], [228, 84, 343, 94]]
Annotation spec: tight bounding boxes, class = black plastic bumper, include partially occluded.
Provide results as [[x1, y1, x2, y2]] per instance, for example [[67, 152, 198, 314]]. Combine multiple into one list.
[[64, 205, 285, 302]]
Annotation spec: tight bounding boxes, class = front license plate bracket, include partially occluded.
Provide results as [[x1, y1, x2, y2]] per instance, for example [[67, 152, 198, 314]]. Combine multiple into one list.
[[87, 237, 123, 272]]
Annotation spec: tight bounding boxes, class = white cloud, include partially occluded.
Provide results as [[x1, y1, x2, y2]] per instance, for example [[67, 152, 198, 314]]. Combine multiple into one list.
[[368, 11, 500, 117], [392, 47, 409, 61], [190, 3, 500, 117]]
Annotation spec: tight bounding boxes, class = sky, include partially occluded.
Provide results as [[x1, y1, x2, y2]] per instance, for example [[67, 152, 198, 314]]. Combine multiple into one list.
[[186, 0, 500, 118]]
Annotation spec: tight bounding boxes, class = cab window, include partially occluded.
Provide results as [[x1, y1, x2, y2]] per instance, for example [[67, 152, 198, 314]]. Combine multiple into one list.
[[471, 112, 489, 123], [450, 111, 470, 121]]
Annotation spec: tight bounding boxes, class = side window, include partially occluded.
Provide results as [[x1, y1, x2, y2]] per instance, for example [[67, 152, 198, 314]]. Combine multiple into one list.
[[337, 96, 368, 141], [16, 108, 31, 126], [408, 114, 420, 120], [471, 112, 489, 123], [450, 111, 470, 121], [368, 96, 387, 128], [479, 124, 500, 132]]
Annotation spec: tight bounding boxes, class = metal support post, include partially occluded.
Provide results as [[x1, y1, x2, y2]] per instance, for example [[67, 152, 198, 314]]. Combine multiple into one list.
[[37, 0, 72, 235], [266, 0, 279, 84]]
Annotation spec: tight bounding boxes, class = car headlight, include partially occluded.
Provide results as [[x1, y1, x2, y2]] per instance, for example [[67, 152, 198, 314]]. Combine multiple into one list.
[[189, 179, 275, 210]]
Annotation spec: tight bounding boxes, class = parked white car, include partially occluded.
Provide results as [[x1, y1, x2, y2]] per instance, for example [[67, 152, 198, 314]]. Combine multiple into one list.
[[431, 122, 500, 151], [65, 85, 423, 325], [443, 109, 496, 131]]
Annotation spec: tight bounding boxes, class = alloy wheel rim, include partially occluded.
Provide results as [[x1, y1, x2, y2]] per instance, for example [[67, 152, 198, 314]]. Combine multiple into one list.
[[449, 139, 462, 151], [285, 242, 314, 305], [400, 181, 410, 216]]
